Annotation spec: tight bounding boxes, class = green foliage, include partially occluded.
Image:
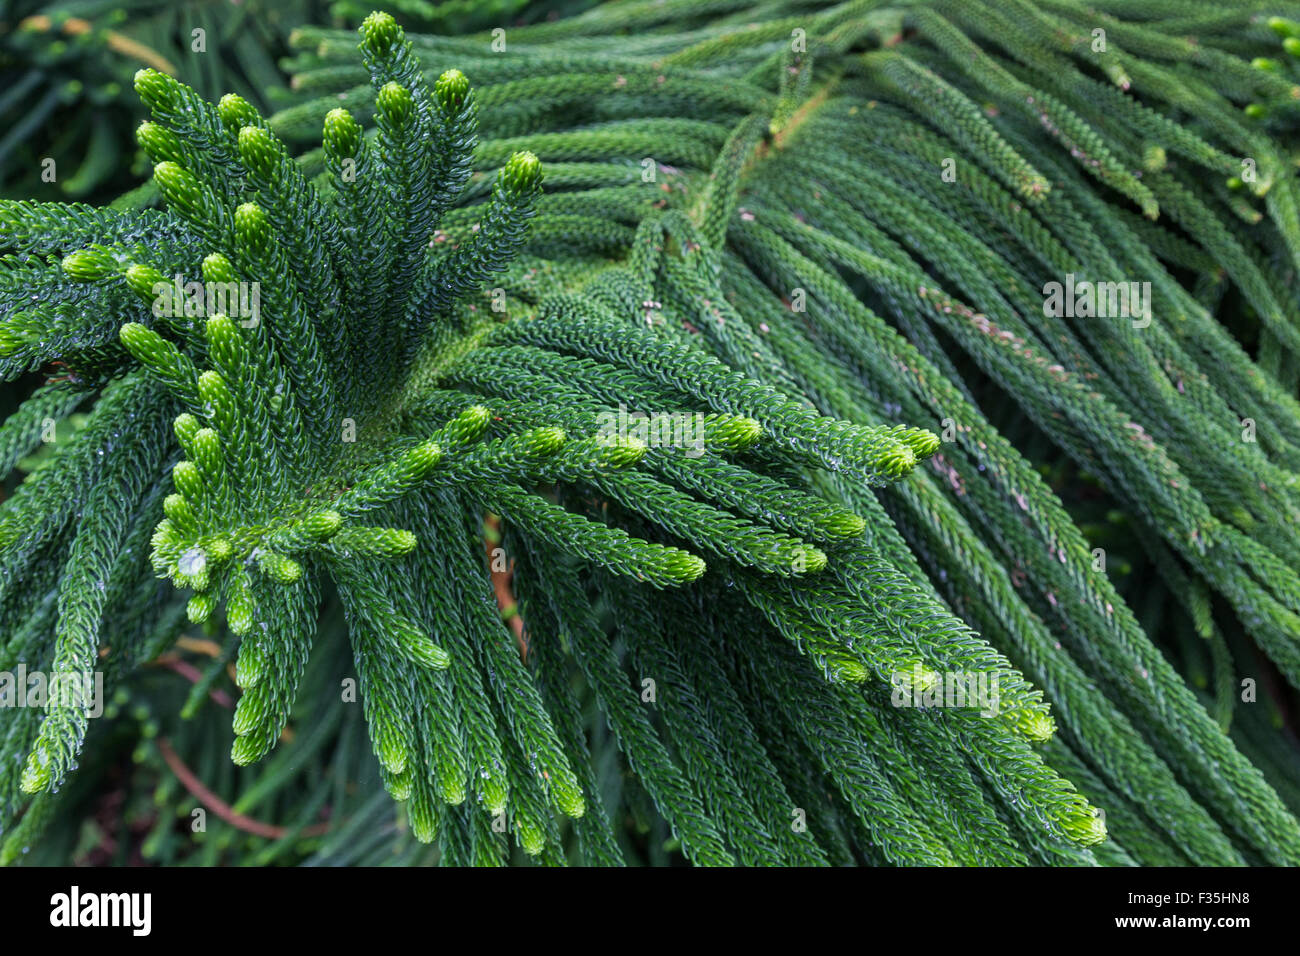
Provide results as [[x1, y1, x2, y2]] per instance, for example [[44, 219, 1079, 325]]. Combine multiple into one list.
[[3, 1, 1300, 866], [0, 0, 331, 200]]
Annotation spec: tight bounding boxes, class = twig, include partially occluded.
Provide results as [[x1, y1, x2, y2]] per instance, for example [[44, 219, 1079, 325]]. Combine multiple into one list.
[[155, 737, 331, 840]]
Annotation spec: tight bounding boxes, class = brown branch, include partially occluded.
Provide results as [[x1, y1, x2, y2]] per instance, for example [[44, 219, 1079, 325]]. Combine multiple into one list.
[[175, 636, 223, 658], [484, 513, 528, 660], [155, 737, 331, 840], [152, 655, 234, 709], [18, 15, 177, 74]]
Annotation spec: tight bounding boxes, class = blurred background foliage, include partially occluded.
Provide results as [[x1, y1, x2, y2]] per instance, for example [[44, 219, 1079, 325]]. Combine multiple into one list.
[[0, 0, 595, 203]]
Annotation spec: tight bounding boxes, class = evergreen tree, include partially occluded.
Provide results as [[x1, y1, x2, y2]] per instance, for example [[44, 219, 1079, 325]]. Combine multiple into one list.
[[2, 1, 1300, 866]]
